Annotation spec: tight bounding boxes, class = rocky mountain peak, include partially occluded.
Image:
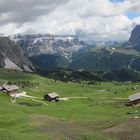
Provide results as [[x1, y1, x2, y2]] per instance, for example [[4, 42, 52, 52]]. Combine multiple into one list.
[[11, 34, 88, 59], [0, 37, 34, 72], [129, 25, 140, 50]]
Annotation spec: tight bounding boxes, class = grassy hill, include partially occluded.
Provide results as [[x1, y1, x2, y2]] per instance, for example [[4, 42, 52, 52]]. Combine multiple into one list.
[[0, 69, 140, 140]]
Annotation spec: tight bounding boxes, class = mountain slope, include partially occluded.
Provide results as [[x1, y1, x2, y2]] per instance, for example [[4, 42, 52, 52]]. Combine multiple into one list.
[[30, 54, 67, 71], [69, 47, 140, 72], [69, 25, 140, 72], [129, 25, 140, 51], [11, 34, 88, 69], [11, 34, 87, 58], [0, 37, 34, 72]]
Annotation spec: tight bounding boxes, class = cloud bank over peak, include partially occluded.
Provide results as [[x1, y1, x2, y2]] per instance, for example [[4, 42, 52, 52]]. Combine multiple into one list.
[[0, 0, 140, 41]]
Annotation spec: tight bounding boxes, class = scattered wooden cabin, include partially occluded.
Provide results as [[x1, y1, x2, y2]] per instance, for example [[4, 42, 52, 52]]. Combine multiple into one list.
[[2, 85, 19, 94], [44, 92, 59, 102], [128, 93, 140, 106]]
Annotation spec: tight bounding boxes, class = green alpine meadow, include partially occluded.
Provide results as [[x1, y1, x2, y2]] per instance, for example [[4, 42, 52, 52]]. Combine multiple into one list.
[[0, 69, 140, 140]]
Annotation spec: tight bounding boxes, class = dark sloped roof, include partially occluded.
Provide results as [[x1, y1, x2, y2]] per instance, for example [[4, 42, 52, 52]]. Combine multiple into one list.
[[129, 93, 140, 102]]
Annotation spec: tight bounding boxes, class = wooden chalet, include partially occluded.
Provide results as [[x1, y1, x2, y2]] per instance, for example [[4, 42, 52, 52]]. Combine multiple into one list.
[[128, 93, 140, 106], [2, 85, 19, 94], [44, 92, 59, 101]]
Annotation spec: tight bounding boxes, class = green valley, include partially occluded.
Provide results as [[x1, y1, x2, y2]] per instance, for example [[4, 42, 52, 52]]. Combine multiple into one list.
[[0, 69, 140, 140]]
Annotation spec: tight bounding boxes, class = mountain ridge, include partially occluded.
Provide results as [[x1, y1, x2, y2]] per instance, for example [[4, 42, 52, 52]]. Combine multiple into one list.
[[0, 37, 34, 72], [8, 25, 140, 74], [129, 25, 140, 50]]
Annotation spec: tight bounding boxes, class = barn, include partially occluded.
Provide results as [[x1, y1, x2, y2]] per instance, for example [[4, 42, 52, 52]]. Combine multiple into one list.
[[2, 85, 19, 94], [129, 93, 140, 106], [44, 92, 59, 101]]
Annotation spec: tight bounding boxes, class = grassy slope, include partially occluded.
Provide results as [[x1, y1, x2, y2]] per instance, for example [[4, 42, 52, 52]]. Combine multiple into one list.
[[0, 69, 140, 140]]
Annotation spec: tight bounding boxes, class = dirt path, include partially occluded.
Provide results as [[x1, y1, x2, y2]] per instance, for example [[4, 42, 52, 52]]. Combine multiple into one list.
[[95, 96, 128, 100], [18, 93, 48, 106], [22, 94, 42, 99], [60, 96, 128, 101], [60, 97, 88, 101], [114, 97, 128, 100], [32, 99, 48, 106]]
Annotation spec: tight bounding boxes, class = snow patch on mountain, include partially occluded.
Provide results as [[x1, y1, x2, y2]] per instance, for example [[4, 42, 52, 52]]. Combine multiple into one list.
[[11, 34, 88, 59]]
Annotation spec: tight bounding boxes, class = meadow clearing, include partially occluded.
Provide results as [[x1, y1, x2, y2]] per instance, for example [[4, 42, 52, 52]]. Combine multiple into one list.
[[0, 69, 140, 140]]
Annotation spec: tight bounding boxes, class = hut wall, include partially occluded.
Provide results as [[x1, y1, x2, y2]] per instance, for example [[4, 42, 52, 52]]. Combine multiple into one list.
[[131, 99, 140, 105]]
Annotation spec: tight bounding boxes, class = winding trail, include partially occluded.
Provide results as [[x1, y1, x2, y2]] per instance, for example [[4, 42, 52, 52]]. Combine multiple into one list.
[[60, 97, 88, 101], [60, 96, 128, 101], [32, 99, 48, 106]]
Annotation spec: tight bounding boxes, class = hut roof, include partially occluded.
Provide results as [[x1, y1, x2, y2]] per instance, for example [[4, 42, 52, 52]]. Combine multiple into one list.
[[47, 92, 59, 99], [3, 85, 19, 92], [129, 93, 140, 102]]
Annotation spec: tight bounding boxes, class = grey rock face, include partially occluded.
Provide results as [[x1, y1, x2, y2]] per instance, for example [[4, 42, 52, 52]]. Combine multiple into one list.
[[11, 34, 87, 59], [0, 37, 34, 72], [129, 25, 140, 50]]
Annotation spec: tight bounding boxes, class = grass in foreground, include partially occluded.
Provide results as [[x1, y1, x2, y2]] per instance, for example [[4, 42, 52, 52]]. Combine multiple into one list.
[[0, 69, 140, 140]]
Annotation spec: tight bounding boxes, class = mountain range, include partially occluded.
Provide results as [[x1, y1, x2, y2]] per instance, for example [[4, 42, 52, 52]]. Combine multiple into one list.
[[68, 25, 140, 73], [0, 25, 140, 81], [11, 34, 88, 70], [11, 25, 140, 72]]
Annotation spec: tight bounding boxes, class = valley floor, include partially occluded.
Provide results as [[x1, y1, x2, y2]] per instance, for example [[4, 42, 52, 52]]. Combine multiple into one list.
[[0, 69, 140, 140]]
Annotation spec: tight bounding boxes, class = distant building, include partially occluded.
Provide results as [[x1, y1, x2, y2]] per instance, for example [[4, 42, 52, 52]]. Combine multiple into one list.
[[0, 85, 25, 99], [129, 93, 140, 106], [44, 92, 59, 101], [2, 85, 19, 94]]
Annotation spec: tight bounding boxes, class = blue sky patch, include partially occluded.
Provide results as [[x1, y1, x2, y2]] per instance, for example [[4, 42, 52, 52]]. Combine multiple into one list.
[[126, 12, 140, 19], [109, 0, 125, 3]]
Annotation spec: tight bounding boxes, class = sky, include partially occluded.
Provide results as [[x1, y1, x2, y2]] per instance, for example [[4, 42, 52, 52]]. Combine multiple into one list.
[[0, 0, 140, 41]]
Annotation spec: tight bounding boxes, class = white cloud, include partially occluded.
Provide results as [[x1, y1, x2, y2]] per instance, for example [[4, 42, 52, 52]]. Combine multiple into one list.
[[0, 0, 140, 41], [128, 0, 140, 12]]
